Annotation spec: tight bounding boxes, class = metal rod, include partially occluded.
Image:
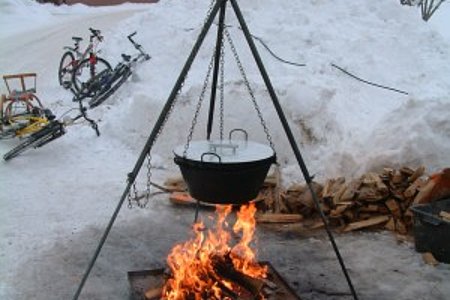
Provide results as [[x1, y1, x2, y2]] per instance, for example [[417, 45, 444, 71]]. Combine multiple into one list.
[[194, 200, 200, 223], [71, 2, 224, 299], [206, 0, 227, 140], [228, 0, 359, 299]]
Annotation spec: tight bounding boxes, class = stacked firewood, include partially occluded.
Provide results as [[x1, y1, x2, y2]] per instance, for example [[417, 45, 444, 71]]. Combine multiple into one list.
[[256, 166, 430, 234], [165, 166, 450, 234]]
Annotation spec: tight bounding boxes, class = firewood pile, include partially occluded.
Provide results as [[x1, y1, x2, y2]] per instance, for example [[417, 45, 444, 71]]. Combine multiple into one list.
[[164, 166, 450, 234]]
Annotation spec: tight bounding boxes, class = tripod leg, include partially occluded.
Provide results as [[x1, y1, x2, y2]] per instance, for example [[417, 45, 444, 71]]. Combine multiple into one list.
[[228, 0, 359, 299], [71, 1, 226, 299]]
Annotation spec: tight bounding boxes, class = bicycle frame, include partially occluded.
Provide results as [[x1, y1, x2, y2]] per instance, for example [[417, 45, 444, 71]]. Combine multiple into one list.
[[63, 28, 104, 70]]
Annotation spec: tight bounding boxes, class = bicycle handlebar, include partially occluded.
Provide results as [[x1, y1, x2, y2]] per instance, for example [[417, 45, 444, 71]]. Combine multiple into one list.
[[89, 27, 103, 42], [126, 31, 151, 61]]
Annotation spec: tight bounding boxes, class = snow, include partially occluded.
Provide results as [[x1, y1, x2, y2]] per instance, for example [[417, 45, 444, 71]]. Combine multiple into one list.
[[0, 0, 449, 299]]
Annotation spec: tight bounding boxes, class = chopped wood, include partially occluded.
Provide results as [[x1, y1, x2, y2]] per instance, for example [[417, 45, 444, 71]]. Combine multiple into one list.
[[212, 255, 265, 298], [413, 179, 436, 205], [404, 177, 427, 199], [332, 184, 348, 205], [256, 213, 303, 223], [169, 192, 195, 205], [384, 217, 396, 231], [145, 286, 163, 300], [385, 198, 402, 218], [439, 211, 450, 222], [422, 252, 439, 266], [359, 204, 380, 213], [339, 180, 360, 203], [330, 205, 349, 217], [343, 215, 390, 232], [395, 219, 408, 235], [400, 166, 415, 177], [409, 166, 425, 183], [391, 170, 404, 185], [321, 177, 345, 199]]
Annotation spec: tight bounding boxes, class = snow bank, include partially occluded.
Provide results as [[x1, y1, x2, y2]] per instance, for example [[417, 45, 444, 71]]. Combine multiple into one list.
[[92, 0, 450, 182]]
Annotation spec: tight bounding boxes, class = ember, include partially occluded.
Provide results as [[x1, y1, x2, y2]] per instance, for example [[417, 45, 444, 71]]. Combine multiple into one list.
[[160, 202, 267, 300]]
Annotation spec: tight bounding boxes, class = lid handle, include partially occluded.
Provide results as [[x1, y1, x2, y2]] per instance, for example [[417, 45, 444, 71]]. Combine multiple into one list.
[[201, 152, 222, 163], [229, 128, 248, 142]]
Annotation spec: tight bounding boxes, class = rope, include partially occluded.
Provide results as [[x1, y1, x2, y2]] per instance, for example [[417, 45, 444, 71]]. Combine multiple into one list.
[[222, 25, 408, 96], [331, 63, 409, 95]]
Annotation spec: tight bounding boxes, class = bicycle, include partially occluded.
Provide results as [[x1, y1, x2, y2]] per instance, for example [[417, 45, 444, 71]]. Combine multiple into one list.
[[3, 90, 100, 161], [58, 27, 112, 94], [74, 31, 151, 109]]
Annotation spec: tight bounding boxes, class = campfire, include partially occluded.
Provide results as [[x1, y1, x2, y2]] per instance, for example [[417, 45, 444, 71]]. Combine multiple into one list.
[[132, 202, 300, 300]]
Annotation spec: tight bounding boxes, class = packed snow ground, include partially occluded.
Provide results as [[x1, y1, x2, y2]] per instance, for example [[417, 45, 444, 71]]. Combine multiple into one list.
[[0, 0, 449, 299]]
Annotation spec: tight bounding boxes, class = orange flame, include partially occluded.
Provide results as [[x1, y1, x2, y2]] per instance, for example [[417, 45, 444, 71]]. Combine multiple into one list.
[[162, 202, 266, 300]]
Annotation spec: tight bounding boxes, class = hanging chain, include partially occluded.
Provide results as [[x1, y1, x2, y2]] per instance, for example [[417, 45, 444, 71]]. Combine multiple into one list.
[[128, 79, 186, 209], [202, 0, 216, 26], [219, 35, 225, 141], [183, 51, 216, 157], [224, 28, 275, 151]]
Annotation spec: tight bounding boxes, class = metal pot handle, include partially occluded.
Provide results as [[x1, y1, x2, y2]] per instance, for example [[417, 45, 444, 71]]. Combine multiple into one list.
[[229, 128, 248, 142], [201, 152, 222, 163]]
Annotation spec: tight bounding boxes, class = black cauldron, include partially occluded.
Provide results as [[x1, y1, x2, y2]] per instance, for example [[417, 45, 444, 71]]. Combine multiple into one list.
[[174, 137, 276, 204]]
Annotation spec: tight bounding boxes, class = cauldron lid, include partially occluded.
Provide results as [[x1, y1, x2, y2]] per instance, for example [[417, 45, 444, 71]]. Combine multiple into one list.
[[173, 140, 274, 164]]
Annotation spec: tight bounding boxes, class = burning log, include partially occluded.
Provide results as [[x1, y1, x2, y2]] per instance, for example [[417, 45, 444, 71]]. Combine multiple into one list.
[[212, 254, 266, 299]]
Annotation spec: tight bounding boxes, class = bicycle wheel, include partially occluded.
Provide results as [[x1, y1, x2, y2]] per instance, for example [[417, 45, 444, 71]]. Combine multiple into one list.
[[3, 122, 64, 161], [89, 66, 132, 108], [58, 51, 76, 89], [3, 134, 40, 161], [72, 57, 112, 96]]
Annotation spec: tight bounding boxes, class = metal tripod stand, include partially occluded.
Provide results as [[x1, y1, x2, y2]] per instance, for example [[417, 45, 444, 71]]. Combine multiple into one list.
[[72, 0, 359, 299]]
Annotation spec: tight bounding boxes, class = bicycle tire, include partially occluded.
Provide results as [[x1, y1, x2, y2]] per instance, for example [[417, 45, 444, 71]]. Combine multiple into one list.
[[89, 66, 132, 108], [58, 51, 76, 88], [3, 134, 40, 161], [72, 57, 112, 96], [3, 122, 64, 161]]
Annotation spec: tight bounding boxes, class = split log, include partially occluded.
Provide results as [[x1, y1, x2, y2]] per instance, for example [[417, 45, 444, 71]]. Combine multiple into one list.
[[384, 217, 396, 231], [212, 255, 265, 298], [391, 170, 404, 185], [422, 252, 439, 266], [145, 287, 163, 300], [359, 204, 381, 213], [339, 180, 361, 203], [404, 177, 427, 199], [409, 166, 425, 183], [343, 215, 390, 232], [255, 213, 303, 223], [321, 177, 345, 199], [169, 192, 196, 205], [385, 198, 402, 218]]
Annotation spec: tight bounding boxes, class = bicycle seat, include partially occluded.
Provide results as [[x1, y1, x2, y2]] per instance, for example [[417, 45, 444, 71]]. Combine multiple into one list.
[[121, 54, 131, 62], [72, 37, 83, 42]]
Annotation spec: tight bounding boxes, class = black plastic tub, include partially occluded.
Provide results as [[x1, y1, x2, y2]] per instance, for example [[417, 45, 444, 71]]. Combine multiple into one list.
[[410, 198, 450, 263]]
